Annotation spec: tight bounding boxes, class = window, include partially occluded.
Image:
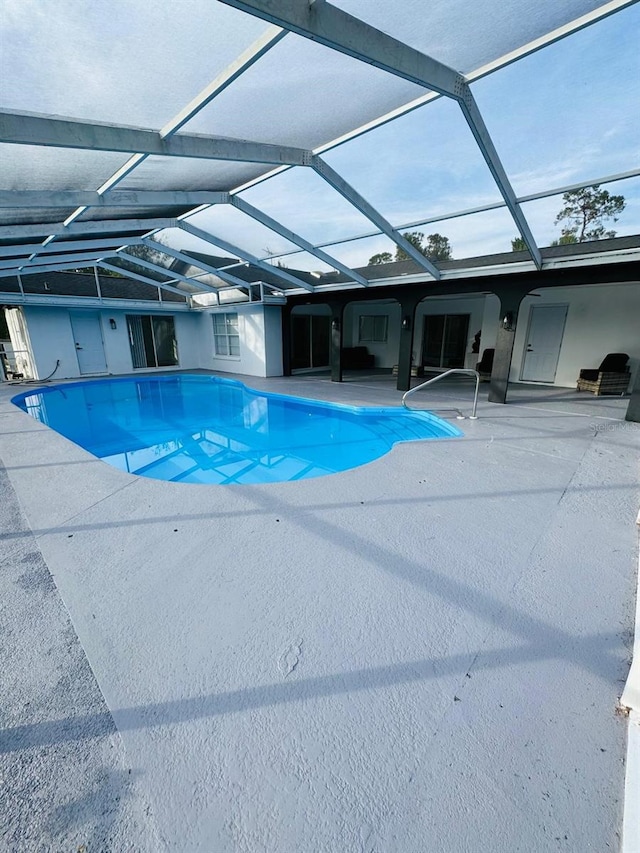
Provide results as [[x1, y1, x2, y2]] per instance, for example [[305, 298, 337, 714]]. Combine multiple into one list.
[[359, 315, 388, 343], [213, 312, 240, 357], [127, 315, 178, 368]]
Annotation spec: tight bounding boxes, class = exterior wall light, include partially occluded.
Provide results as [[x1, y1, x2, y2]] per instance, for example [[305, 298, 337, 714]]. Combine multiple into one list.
[[502, 311, 515, 331], [402, 315, 411, 330], [331, 317, 340, 331], [109, 318, 117, 330]]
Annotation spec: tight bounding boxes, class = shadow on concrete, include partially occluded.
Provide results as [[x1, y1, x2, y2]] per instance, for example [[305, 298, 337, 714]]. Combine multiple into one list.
[[1, 629, 624, 754]]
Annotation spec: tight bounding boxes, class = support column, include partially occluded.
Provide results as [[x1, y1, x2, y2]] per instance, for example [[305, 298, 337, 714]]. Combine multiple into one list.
[[625, 366, 640, 422], [329, 302, 344, 382], [396, 296, 420, 392], [487, 288, 528, 404]]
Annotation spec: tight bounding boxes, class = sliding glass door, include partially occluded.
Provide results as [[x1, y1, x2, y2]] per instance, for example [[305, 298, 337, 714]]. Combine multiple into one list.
[[127, 315, 178, 368], [291, 314, 330, 370], [421, 314, 470, 369]]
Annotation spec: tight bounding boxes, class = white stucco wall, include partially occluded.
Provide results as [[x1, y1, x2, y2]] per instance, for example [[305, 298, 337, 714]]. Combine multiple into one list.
[[22, 305, 200, 380], [263, 306, 283, 377], [510, 282, 640, 388], [344, 296, 487, 369], [23, 307, 82, 380], [201, 305, 282, 378], [344, 302, 400, 367]]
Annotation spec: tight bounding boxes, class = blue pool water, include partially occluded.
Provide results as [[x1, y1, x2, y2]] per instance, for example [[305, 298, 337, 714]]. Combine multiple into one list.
[[12, 374, 461, 485]]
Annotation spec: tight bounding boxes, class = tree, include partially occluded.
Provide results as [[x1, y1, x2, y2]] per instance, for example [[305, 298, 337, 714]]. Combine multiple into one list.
[[394, 231, 426, 261], [554, 185, 625, 242], [368, 252, 393, 265], [423, 233, 452, 262], [394, 231, 452, 262], [550, 233, 578, 247], [513, 233, 577, 251]]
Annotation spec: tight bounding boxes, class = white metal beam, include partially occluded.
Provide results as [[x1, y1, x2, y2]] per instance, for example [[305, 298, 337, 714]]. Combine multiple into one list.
[[97, 26, 287, 195], [178, 221, 316, 292], [311, 156, 441, 279], [115, 251, 220, 293], [455, 84, 541, 268], [140, 239, 256, 290], [0, 217, 176, 241], [0, 191, 229, 210], [216, 0, 463, 97], [231, 0, 636, 189], [23, 27, 289, 248], [0, 290, 190, 310], [302, 1, 640, 158], [230, 196, 369, 286], [0, 259, 108, 278], [470, 0, 638, 81], [271, 167, 640, 259], [0, 250, 121, 271], [0, 110, 312, 166], [161, 26, 286, 137], [0, 236, 145, 259], [216, 1, 552, 268]]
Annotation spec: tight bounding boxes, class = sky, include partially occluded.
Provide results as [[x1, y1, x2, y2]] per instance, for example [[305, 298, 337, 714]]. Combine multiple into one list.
[[1, 0, 639, 275]]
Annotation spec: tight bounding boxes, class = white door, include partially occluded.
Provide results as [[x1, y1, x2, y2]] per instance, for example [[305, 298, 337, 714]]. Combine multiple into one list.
[[70, 311, 107, 374], [521, 304, 568, 382]]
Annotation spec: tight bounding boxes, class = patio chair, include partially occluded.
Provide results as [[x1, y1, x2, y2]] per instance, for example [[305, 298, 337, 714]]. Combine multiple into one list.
[[576, 352, 630, 395], [475, 348, 494, 381]]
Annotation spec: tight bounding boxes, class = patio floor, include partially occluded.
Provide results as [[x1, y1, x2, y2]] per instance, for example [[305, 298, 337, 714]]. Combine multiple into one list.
[[1, 371, 638, 851]]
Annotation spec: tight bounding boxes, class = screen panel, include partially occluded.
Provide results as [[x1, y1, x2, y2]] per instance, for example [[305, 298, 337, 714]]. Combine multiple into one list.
[[333, 0, 609, 73], [239, 166, 378, 245], [0, 1, 270, 127], [183, 33, 426, 147], [322, 96, 503, 227], [471, 5, 640, 197], [0, 145, 135, 191], [117, 156, 269, 194]]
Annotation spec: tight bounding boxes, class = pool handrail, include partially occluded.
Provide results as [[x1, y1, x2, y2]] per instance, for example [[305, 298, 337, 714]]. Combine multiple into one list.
[[402, 369, 480, 420]]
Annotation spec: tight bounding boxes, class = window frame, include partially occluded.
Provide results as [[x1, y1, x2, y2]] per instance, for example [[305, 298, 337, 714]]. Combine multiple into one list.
[[358, 314, 388, 343], [213, 312, 240, 358]]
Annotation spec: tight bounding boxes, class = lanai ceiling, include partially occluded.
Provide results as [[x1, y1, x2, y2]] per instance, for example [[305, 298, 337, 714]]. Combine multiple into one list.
[[1, 0, 639, 299]]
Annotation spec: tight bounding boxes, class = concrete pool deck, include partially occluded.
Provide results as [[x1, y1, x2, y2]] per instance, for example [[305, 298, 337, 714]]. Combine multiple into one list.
[[1, 371, 638, 851]]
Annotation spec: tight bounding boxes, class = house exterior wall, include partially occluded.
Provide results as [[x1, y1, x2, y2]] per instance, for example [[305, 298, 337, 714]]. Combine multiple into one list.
[[337, 282, 640, 388], [415, 296, 487, 370], [344, 296, 487, 370], [263, 306, 283, 377], [511, 281, 640, 388], [12, 279, 640, 391], [22, 305, 201, 380], [201, 304, 282, 378], [343, 302, 400, 367]]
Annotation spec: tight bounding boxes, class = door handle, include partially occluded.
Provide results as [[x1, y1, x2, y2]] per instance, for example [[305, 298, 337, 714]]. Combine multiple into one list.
[[526, 346, 533, 352], [75, 343, 83, 350]]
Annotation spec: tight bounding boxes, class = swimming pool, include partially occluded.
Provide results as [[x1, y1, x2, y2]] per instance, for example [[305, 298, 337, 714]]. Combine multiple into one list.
[[12, 374, 461, 485]]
